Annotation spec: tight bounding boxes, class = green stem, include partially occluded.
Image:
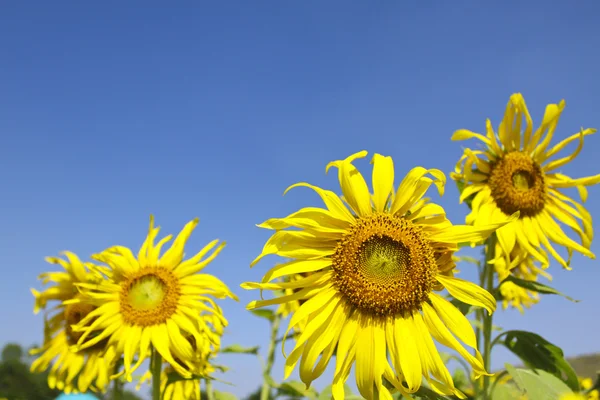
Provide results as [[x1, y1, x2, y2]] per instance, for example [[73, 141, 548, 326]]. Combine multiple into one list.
[[260, 315, 282, 400], [112, 375, 123, 400], [112, 359, 124, 400], [481, 234, 497, 400], [205, 378, 215, 400], [151, 348, 163, 400], [488, 370, 509, 397]]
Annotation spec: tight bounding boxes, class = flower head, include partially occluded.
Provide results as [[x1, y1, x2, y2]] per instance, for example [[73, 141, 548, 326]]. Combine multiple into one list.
[[243, 151, 514, 399], [70, 216, 237, 381], [452, 94, 599, 270]]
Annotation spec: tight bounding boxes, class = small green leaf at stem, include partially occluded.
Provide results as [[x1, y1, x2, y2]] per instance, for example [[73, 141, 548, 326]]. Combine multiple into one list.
[[489, 380, 522, 400], [221, 344, 260, 355], [498, 331, 580, 392], [317, 383, 354, 400], [277, 380, 318, 399], [497, 275, 579, 303], [213, 390, 238, 400], [408, 386, 455, 399], [504, 363, 573, 400], [250, 309, 276, 321]]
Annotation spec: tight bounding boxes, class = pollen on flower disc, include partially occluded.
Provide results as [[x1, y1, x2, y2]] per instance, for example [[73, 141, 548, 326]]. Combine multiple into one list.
[[488, 151, 546, 217], [120, 267, 181, 327], [332, 213, 438, 317]]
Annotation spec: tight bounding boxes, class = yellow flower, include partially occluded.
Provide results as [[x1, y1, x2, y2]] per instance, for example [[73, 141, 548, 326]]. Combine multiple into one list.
[[452, 93, 598, 270], [29, 252, 119, 393], [578, 377, 599, 400], [242, 151, 514, 400], [70, 216, 237, 381], [493, 242, 552, 313], [581, 377, 594, 390]]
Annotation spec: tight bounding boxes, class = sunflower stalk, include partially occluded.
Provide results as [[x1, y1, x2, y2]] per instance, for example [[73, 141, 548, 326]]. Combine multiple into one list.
[[260, 313, 282, 400], [481, 234, 497, 400], [205, 378, 215, 400], [111, 358, 124, 400], [151, 348, 162, 400]]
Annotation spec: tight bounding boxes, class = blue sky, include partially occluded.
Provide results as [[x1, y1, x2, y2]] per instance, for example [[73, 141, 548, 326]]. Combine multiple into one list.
[[1, 1, 600, 398]]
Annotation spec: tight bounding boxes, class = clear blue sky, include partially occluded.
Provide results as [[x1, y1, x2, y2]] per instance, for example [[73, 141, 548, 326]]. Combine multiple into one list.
[[1, 2, 599, 398]]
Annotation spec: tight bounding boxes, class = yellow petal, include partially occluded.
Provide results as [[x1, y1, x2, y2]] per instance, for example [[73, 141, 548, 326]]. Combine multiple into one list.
[[179, 244, 227, 280], [543, 129, 585, 172], [435, 274, 496, 314], [151, 325, 190, 378], [257, 207, 350, 233], [284, 182, 355, 222], [429, 212, 518, 244], [241, 271, 330, 290], [284, 294, 341, 379], [529, 100, 566, 155], [332, 314, 359, 400], [391, 168, 445, 216], [394, 315, 422, 392], [428, 293, 479, 351], [355, 322, 375, 399], [299, 301, 346, 385], [250, 231, 335, 267], [261, 258, 332, 283], [540, 128, 596, 163], [160, 218, 199, 268], [451, 129, 491, 146], [326, 150, 372, 217], [371, 153, 394, 212], [411, 312, 454, 389], [422, 300, 488, 378]]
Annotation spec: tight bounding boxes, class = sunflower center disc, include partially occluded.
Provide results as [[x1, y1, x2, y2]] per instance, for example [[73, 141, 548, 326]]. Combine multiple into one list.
[[128, 275, 166, 311], [120, 267, 181, 327], [489, 151, 546, 217], [332, 213, 437, 317]]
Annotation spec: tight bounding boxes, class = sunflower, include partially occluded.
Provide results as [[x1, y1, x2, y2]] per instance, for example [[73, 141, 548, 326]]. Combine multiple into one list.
[[492, 242, 552, 313], [30, 252, 119, 393], [452, 93, 598, 270], [69, 216, 238, 381], [242, 151, 516, 400]]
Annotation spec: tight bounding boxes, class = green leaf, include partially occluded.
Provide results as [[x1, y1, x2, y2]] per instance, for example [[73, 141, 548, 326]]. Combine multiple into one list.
[[264, 374, 279, 389], [212, 364, 230, 373], [250, 309, 276, 321], [164, 371, 205, 385], [498, 275, 579, 303], [490, 382, 523, 400], [221, 344, 260, 355], [214, 390, 238, 400], [499, 330, 579, 391], [504, 363, 573, 400], [277, 380, 318, 399]]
